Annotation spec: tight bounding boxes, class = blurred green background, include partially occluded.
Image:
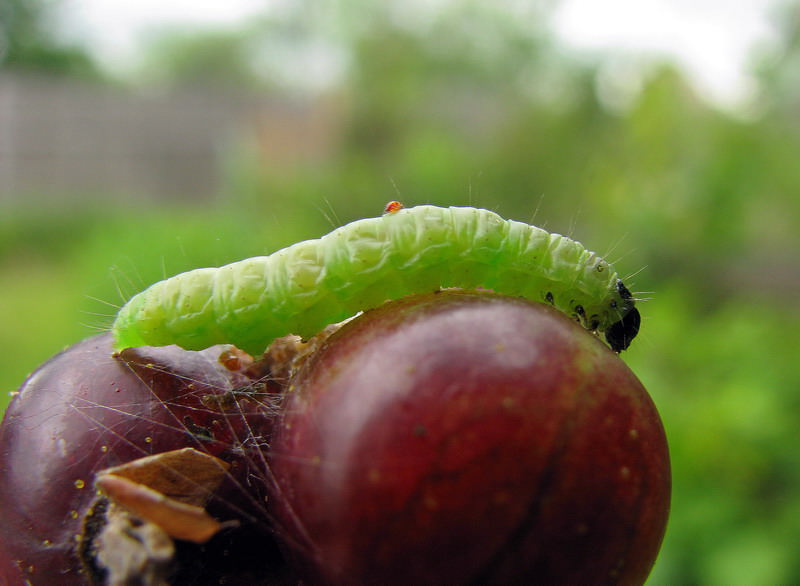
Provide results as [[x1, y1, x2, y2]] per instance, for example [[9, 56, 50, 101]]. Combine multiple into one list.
[[2, 1, 800, 583]]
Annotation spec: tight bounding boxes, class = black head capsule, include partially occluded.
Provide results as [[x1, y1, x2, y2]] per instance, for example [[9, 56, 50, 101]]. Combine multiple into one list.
[[605, 307, 640, 352], [604, 280, 640, 353]]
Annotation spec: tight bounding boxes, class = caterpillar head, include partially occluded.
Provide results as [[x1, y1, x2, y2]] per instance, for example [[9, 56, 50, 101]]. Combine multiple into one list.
[[605, 280, 640, 353]]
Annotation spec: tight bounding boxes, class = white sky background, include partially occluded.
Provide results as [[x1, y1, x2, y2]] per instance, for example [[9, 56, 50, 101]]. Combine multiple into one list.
[[61, 0, 272, 60], [553, 0, 781, 108], [62, 0, 784, 109]]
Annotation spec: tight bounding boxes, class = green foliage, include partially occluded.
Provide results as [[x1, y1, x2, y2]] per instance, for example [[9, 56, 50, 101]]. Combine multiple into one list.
[[136, 29, 269, 89], [3, 2, 800, 583], [629, 286, 800, 584], [0, 0, 99, 77]]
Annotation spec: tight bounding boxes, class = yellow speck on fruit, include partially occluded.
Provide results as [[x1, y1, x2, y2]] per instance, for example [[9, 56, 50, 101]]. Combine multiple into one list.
[[74, 479, 85, 489], [620, 466, 631, 480], [368, 468, 381, 483], [628, 428, 639, 440], [70, 510, 79, 519], [493, 490, 510, 505], [145, 436, 153, 443], [424, 494, 439, 510], [609, 556, 626, 577]]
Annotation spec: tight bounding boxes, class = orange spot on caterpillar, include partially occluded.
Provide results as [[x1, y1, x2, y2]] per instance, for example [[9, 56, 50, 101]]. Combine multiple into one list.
[[384, 200, 404, 214]]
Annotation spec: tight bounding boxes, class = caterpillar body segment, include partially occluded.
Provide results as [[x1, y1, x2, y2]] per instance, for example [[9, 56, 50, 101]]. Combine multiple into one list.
[[112, 205, 639, 354]]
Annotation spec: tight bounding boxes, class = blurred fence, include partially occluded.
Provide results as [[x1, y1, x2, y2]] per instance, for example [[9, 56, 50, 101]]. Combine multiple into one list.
[[0, 74, 341, 204]]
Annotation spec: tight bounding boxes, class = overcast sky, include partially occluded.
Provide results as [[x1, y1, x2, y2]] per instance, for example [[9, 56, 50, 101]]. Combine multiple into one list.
[[63, 0, 783, 108]]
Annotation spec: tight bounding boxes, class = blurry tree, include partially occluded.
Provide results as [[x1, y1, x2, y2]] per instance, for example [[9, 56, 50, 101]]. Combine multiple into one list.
[[343, 3, 547, 154], [0, 0, 98, 77], [137, 28, 271, 89], [755, 2, 800, 117], [327, 0, 588, 217]]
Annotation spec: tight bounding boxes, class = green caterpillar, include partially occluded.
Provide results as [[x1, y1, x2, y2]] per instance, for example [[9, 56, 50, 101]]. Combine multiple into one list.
[[112, 205, 640, 354]]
